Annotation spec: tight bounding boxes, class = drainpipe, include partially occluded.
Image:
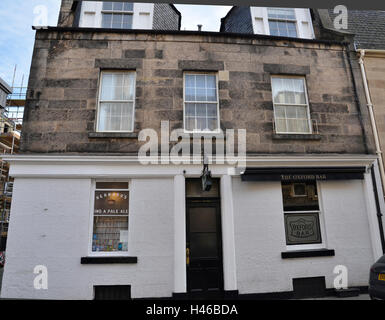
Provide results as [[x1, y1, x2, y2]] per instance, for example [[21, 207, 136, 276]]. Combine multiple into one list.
[[358, 49, 385, 196]]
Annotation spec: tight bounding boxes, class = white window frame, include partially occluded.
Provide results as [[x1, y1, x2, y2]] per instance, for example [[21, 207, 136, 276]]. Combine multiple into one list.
[[267, 7, 298, 37], [88, 179, 131, 257], [271, 75, 312, 135], [183, 72, 221, 134], [283, 180, 328, 251], [101, 1, 134, 29], [96, 70, 136, 133]]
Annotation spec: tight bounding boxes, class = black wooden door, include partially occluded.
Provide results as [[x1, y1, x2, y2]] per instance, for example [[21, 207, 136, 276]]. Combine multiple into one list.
[[186, 200, 224, 295]]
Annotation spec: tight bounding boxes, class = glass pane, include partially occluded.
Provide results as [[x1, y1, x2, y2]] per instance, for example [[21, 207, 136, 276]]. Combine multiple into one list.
[[297, 119, 310, 133], [185, 117, 195, 131], [92, 216, 128, 252], [93, 187, 129, 252], [185, 103, 195, 117], [190, 233, 218, 258], [206, 75, 216, 89], [275, 118, 287, 133], [100, 73, 113, 100], [268, 7, 296, 20], [274, 105, 285, 118], [196, 104, 206, 117], [185, 75, 195, 88], [123, 2, 134, 11], [287, 22, 298, 37], [269, 21, 279, 36], [292, 79, 306, 104], [208, 118, 218, 131], [98, 103, 134, 132], [195, 75, 206, 88], [96, 182, 129, 189], [122, 73, 135, 100], [189, 207, 217, 233], [296, 106, 307, 118], [287, 118, 298, 133], [196, 118, 206, 131], [103, 2, 113, 10], [122, 14, 133, 29], [206, 104, 217, 117], [196, 88, 206, 101], [284, 213, 322, 245], [271, 78, 284, 103], [281, 181, 319, 211], [186, 178, 220, 197], [94, 190, 129, 216], [101, 73, 135, 101], [101, 13, 112, 28], [285, 105, 297, 118], [113, 2, 123, 11], [206, 88, 217, 101], [112, 14, 123, 28], [272, 78, 305, 105], [185, 87, 195, 101]]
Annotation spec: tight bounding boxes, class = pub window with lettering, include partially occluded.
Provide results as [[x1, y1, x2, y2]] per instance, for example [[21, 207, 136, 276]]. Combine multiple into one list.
[[281, 180, 323, 246], [91, 182, 129, 253]]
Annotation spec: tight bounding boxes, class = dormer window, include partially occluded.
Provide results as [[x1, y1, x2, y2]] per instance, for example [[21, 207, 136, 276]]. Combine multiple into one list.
[[101, 2, 134, 29], [267, 8, 297, 37]]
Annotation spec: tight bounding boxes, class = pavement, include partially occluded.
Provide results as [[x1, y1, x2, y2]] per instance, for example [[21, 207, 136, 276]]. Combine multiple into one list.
[[303, 294, 370, 300]]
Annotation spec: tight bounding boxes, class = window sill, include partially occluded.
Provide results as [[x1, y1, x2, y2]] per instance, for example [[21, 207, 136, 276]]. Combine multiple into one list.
[[88, 132, 138, 139], [81, 256, 138, 264], [281, 249, 335, 259], [272, 133, 321, 141]]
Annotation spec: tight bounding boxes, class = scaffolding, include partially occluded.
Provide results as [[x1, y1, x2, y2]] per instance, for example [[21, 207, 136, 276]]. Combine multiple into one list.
[[0, 112, 19, 251], [0, 68, 23, 251]]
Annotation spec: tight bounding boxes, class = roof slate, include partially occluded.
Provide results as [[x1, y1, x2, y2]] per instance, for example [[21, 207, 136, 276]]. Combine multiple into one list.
[[327, 9, 385, 49]]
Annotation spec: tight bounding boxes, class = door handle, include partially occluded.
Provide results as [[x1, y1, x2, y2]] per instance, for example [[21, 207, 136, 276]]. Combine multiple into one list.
[[186, 247, 190, 266]]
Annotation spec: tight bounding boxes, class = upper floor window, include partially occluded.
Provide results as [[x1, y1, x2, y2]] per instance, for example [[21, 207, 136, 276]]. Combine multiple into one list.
[[97, 71, 136, 132], [267, 8, 297, 37], [184, 73, 220, 133], [271, 76, 311, 134], [102, 2, 134, 29]]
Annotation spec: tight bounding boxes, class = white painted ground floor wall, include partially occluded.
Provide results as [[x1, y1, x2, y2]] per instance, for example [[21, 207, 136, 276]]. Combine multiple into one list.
[[233, 178, 376, 294], [0, 156, 383, 299], [1, 177, 174, 299]]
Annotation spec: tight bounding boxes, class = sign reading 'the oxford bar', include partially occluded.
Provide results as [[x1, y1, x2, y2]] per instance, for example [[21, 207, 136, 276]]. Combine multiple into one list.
[[241, 167, 366, 182], [281, 174, 327, 181]]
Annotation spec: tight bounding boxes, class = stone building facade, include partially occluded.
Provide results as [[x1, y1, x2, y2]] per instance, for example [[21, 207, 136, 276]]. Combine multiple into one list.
[[1, 2, 385, 300], [22, 29, 374, 155]]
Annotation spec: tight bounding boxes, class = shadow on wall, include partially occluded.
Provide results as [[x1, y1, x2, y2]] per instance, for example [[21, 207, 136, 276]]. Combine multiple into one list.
[[0, 267, 3, 296]]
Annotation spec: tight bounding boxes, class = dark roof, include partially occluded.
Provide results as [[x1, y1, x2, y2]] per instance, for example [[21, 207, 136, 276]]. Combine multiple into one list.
[[169, 4, 182, 31], [0, 77, 12, 94], [327, 10, 385, 49], [220, 6, 238, 32]]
